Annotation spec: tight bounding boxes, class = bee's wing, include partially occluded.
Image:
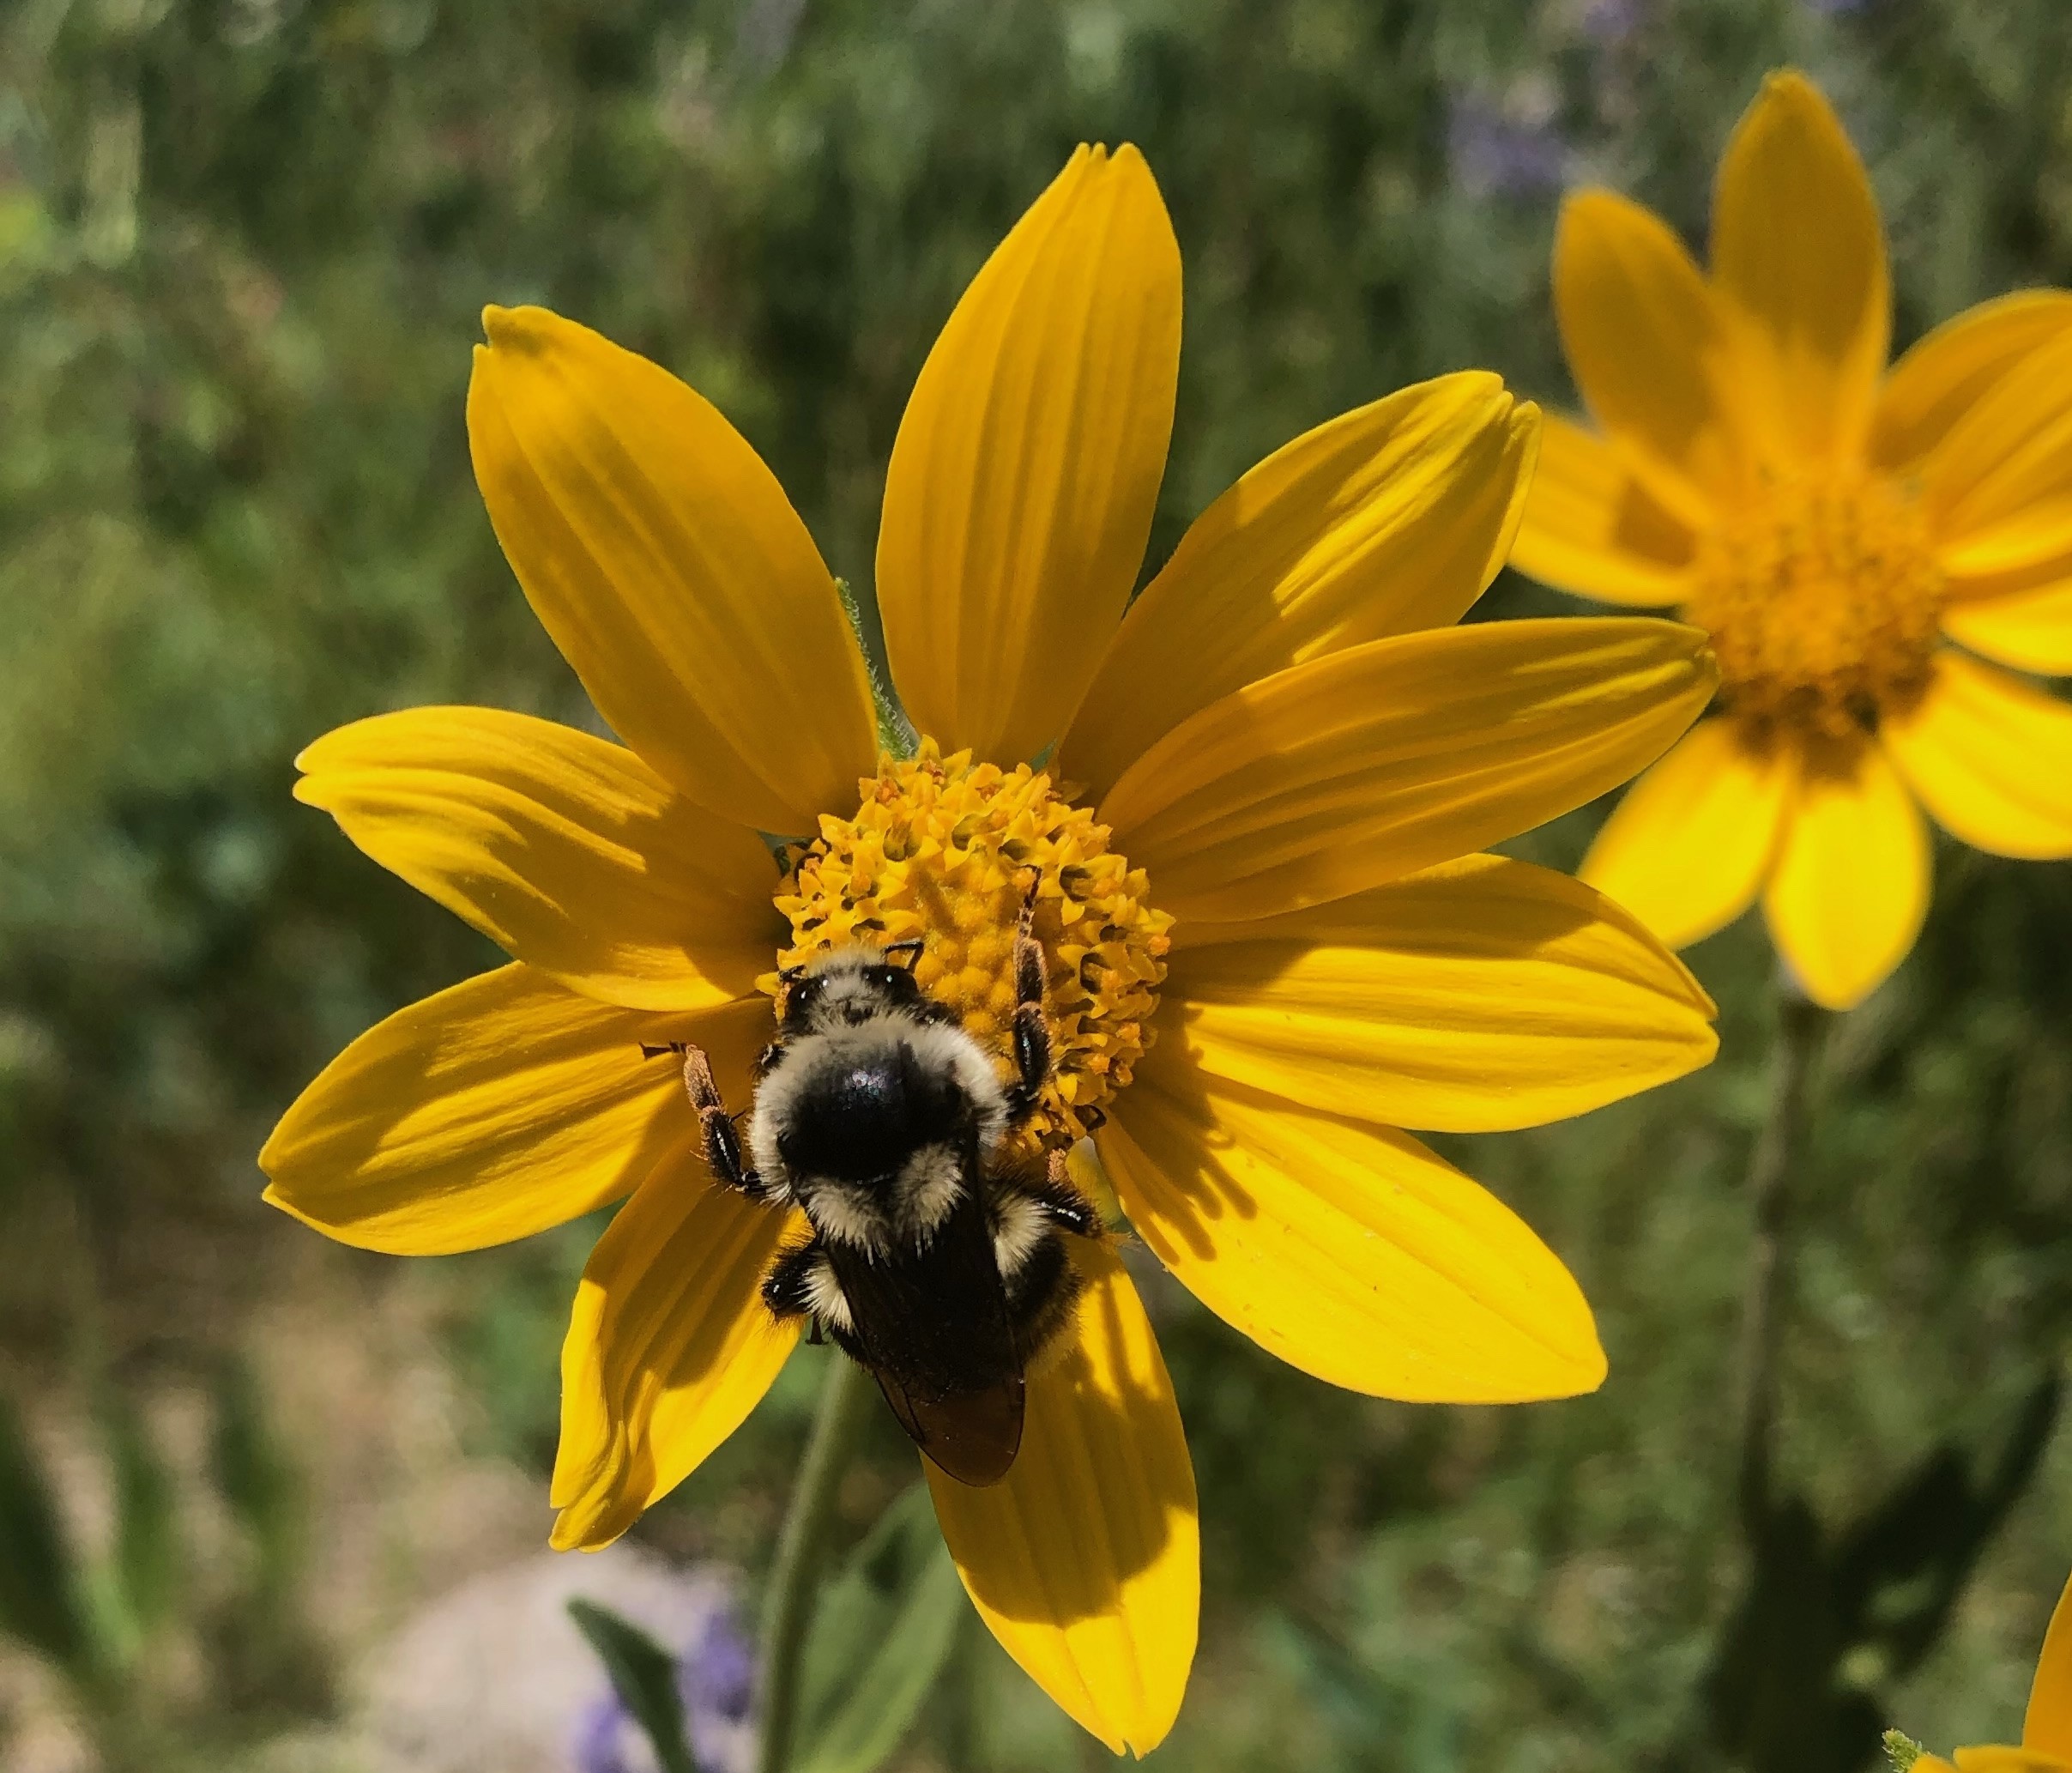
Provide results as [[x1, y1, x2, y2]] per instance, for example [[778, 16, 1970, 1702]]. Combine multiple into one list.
[[825, 1165, 1025, 1487]]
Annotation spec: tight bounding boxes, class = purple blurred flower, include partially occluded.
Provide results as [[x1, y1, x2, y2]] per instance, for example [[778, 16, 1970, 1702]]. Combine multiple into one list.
[[1448, 94, 1569, 198], [571, 1602, 757, 1773]]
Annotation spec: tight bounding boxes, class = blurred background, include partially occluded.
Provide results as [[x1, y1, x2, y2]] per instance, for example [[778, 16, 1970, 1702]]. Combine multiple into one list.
[[5, 0, 2072, 1768]]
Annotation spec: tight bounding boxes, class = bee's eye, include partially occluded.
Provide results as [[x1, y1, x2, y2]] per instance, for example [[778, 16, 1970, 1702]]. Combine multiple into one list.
[[788, 977, 823, 1013]]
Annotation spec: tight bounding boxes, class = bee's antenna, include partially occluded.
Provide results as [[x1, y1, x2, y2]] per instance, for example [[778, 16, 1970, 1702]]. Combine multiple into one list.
[[882, 937, 926, 969], [776, 963, 808, 986]]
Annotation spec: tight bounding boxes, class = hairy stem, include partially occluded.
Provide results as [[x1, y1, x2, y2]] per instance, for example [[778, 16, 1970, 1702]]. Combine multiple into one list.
[[1734, 984, 1826, 1526], [756, 1352, 874, 1773]]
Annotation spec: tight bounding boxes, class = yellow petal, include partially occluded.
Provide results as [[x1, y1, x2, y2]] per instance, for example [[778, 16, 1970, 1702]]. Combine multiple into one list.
[[1761, 738, 1929, 1010], [1953, 1752, 2069, 1773], [467, 306, 877, 835], [1710, 70, 1890, 466], [876, 145, 1180, 766], [1882, 651, 2072, 858], [295, 707, 778, 1011], [1160, 853, 1716, 1133], [1102, 1070, 1605, 1401], [1553, 189, 1744, 518], [1058, 375, 1539, 802], [260, 966, 770, 1254], [2024, 1571, 2072, 1756], [1509, 414, 1699, 608], [1921, 328, 2072, 578], [1580, 717, 1794, 949], [1097, 617, 1718, 923], [551, 1140, 803, 1550], [1871, 289, 2072, 472], [1942, 576, 2072, 675], [926, 1241, 1196, 1757]]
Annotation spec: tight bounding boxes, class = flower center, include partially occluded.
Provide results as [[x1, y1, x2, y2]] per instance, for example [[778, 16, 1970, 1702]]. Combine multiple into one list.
[[1682, 471, 1945, 741], [770, 739, 1173, 1152]]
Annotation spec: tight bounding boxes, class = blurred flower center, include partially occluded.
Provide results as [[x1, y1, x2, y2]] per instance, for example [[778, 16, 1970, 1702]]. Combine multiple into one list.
[[770, 738, 1172, 1152], [1685, 471, 1945, 740]]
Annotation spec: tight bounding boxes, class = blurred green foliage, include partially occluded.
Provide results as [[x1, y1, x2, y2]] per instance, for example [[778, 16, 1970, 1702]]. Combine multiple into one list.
[[3, 0, 2072, 1769]]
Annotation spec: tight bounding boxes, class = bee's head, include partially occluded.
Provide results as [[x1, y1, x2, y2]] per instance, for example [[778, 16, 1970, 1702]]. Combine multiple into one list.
[[779, 942, 927, 1034]]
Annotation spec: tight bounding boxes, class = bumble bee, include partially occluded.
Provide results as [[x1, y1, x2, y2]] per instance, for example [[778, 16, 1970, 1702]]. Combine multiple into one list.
[[652, 892, 1099, 1486]]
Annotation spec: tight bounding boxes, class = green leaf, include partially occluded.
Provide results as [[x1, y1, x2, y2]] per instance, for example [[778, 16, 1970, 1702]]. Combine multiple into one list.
[[103, 1390, 179, 1642], [567, 1597, 700, 1773], [0, 1389, 92, 1678], [794, 1483, 965, 1773]]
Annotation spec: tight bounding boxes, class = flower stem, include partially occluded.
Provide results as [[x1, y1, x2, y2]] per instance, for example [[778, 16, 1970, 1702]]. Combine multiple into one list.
[[1733, 983, 1826, 1525], [756, 1351, 873, 1773]]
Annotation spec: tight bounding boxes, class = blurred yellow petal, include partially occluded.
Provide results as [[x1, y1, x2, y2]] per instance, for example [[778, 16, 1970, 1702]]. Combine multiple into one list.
[[467, 306, 877, 835], [1553, 189, 1744, 518], [1882, 651, 2072, 858], [1953, 1752, 2068, 1773], [1922, 328, 2072, 579], [1761, 739, 1929, 1010], [296, 707, 777, 1011], [1098, 617, 1717, 923], [1580, 718, 1793, 949], [1510, 414, 1699, 608], [261, 967, 768, 1255], [878, 145, 1180, 766], [1942, 576, 2072, 675], [1102, 1070, 1604, 1401], [1871, 290, 2072, 472], [1060, 375, 1538, 801], [1710, 71, 1889, 465], [927, 1241, 1196, 1757], [551, 1139, 804, 1552], [1161, 853, 1716, 1133], [2024, 1571, 2072, 1756]]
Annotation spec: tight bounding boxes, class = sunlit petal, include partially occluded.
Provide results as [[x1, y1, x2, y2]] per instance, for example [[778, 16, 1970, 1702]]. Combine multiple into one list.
[[261, 967, 769, 1255], [1710, 71, 1889, 465], [1553, 188, 1744, 517], [1162, 853, 1716, 1133], [1509, 414, 1698, 608], [1102, 1069, 1604, 1401], [1098, 617, 1716, 923], [1942, 573, 2072, 675], [1882, 651, 2072, 858], [1761, 738, 1929, 1010], [1871, 290, 2072, 472], [296, 707, 778, 1011], [467, 306, 877, 834], [877, 145, 1180, 767], [1580, 717, 1794, 950], [551, 1139, 803, 1551], [927, 1241, 1196, 1757], [1060, 374, 1537, 800]]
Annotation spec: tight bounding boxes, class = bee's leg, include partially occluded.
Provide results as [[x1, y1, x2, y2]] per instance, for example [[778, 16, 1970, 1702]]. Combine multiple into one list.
[[1001, 879, 1054, 1126], [763, 1235, 859, 1353], [643, 1042, 768, 1200], [1030, 1145, 1101, 1237]]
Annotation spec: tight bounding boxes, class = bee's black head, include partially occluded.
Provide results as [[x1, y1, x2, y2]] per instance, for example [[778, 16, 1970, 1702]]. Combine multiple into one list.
[[781, 945, 929, 1034]]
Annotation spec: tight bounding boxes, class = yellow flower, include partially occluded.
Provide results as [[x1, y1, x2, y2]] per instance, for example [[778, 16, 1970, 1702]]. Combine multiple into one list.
[[260, 145, 1719, 1752], [1912, 1570, 2072, 1770], [1512, 70, 2072, 1011]]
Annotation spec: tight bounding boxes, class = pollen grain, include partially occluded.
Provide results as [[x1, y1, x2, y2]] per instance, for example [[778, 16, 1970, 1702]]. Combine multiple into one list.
[[770, 739, 1173, 1151]]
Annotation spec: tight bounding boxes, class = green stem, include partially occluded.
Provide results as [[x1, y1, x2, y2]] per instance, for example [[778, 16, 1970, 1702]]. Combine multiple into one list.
[[1734, 983, 1826, 1527], [757, 1352, 873, 1773]]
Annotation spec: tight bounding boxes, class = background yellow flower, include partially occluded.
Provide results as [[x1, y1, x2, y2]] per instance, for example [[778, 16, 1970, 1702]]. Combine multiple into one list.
[[1513, 70, 2072, 1010]]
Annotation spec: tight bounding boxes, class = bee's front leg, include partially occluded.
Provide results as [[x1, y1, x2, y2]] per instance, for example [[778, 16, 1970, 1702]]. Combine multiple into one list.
[[1031, 1145, 1101, 1238], [643, 1041, 769, 1200], [1002, 878, 1054, 1127]]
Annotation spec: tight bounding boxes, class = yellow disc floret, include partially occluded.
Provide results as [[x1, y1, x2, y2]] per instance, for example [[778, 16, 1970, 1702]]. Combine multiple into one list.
[[1684, 470, 1945, 741], [770, 739, 1173, 1152]]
